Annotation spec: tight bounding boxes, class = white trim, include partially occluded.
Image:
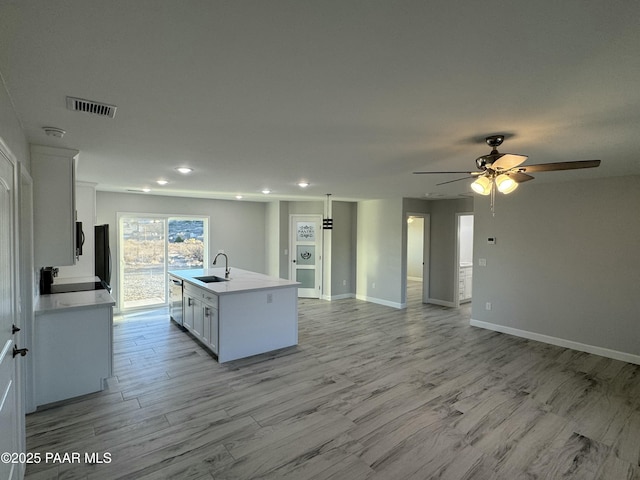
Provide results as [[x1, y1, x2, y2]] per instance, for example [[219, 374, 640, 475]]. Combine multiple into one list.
[[470, 319, 640, 366], [356, 294, 404, 309], [330, 293, 355, 301], [428, 298, 456, 308], [407, 276, 422, 282]]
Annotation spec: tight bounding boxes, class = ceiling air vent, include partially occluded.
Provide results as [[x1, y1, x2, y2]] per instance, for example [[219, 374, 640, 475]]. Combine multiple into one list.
[[66, 96, 117, 118]]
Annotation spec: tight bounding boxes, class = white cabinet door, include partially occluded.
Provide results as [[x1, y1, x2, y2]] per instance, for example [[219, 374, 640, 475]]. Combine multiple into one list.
[[31, 145, 78, 267], [192, 299, 204, 339], [205, 304, 219, 354], [183, 293, 194, 330]]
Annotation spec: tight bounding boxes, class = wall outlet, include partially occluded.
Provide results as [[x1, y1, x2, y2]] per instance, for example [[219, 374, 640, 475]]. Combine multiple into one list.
[[267, 293, 273, 304], [372, 282, 376, 289], [342, 280, 347, 286], [485, 302, 492, 311], [479, 258, 487, 266]]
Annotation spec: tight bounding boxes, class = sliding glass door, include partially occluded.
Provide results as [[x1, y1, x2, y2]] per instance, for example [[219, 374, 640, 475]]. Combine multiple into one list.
[[118, 214, 208, 310]]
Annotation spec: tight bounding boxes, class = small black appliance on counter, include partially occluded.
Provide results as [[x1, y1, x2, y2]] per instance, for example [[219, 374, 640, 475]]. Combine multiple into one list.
[[39, 267, 58, 294]]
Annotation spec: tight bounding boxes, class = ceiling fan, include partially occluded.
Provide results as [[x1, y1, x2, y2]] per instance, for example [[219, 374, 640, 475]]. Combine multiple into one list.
[[414, 134, 601, 213]]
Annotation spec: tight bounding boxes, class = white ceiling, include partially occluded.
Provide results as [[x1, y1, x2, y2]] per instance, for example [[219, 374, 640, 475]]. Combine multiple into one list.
[[1, 0, 639, 202]]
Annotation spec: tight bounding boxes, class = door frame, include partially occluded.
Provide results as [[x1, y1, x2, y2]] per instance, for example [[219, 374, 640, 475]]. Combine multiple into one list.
[[455, 212, 474, 307], [405, 212, 431, 304], [19, 167, 35, 416], [289, 214, 323, 298]]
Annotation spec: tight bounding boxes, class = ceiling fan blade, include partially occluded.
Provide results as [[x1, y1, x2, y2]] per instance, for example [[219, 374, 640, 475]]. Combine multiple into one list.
[[436, 176, 476, 186], [509, 172, 535, 183], [492, 153, 528, 171], [518, 159, 601, 173], [413, 170, 479, 175]]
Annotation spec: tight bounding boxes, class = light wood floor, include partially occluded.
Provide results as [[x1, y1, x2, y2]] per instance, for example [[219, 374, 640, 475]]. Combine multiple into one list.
[[25, 282, 640, 479]]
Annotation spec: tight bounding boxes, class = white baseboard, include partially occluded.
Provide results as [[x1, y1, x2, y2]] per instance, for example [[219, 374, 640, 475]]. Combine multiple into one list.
[[428, 298, 456, 308], [356, 294, 404, 309], [470, 319, 640, 366], [329, 293, 356, 301]]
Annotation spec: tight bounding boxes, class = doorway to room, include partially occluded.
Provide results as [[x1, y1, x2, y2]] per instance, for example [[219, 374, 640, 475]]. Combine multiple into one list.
[[406, 213, 430, 305], [456, 213, 474, 306]]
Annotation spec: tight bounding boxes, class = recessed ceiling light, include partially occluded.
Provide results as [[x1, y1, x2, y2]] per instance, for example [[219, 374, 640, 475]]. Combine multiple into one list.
[[297, 181, 310, 188], [262, 189, 271, 194], [175, 167, 193, 174], [235, 195, 243, 200], [142, 188, 151, 193], [157, 179, 168, 186]]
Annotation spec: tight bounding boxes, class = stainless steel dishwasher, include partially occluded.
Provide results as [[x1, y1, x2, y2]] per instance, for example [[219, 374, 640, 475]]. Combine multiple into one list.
[[168, 275, 183, 326]]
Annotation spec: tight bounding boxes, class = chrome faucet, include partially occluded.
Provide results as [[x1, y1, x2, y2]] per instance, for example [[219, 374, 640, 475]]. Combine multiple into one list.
[[213, 252, 230, 278]]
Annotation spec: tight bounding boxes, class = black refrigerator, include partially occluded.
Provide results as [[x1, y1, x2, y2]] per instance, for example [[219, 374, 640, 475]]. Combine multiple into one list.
[[94, 224, 111, 288]]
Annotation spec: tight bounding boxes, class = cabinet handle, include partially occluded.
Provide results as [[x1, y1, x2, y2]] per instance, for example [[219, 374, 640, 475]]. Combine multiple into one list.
[[12, 324, 20, 334], [13, 346, 28, 358], [187, 298, 193, 306], [204, 307, 210, 317]]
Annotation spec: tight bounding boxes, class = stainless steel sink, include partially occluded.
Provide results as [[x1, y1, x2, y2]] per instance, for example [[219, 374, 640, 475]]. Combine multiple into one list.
[[194, 275, 228, 283]]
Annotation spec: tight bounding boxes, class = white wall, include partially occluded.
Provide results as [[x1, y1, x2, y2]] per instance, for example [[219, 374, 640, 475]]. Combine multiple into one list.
[[265, 201, 281, 277], [357, 198, 404, 308], [330, 201, 357, 298], [471, 175, 640, 362]]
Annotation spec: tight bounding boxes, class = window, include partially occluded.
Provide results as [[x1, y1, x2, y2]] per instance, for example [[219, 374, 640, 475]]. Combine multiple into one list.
[[118, 214, 208, 310]]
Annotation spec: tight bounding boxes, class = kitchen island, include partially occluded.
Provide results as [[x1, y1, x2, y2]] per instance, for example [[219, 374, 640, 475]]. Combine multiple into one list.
[[34, 279, 115, 407], [169, 268, 298, 363]]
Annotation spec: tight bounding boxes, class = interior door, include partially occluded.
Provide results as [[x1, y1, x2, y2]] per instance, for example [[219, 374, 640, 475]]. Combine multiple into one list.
[[290, 215, 322, 298], [0, 149, 22, 480]]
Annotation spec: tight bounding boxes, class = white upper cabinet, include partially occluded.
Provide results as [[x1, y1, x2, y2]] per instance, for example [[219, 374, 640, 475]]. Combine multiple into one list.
[[31, 145, 79, 267]]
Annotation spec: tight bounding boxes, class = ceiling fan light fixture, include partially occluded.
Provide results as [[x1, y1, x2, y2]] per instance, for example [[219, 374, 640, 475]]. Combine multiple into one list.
[[496, 174, 518, 194], [471, 176, 492, 195]]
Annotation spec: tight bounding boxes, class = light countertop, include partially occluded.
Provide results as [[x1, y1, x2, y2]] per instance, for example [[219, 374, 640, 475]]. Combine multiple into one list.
[[36, 290, 115, 315], [36, 276, 115, 315], [169, 267, 299, 295]]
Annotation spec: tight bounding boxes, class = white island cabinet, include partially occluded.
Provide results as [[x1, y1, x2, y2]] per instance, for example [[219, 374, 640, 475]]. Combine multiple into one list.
[[34, 285, 115, 407], [170, 268, 299, 363]]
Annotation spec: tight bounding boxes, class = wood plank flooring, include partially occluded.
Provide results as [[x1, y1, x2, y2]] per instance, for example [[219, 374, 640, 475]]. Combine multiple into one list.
[[25, 282, 640, 479]]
